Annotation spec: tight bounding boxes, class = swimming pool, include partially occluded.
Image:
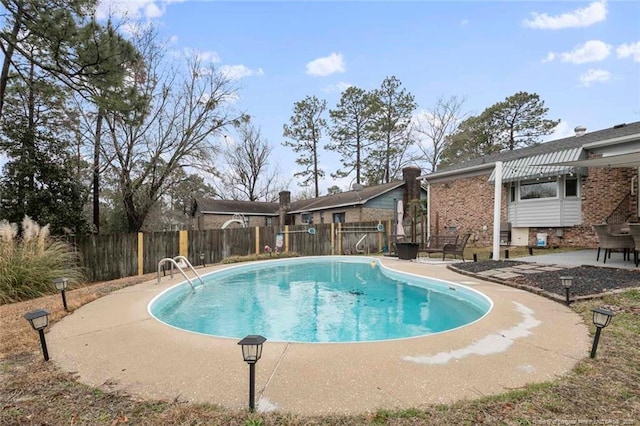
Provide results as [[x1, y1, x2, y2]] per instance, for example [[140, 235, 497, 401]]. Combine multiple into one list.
[[149, 256, 492, 343]]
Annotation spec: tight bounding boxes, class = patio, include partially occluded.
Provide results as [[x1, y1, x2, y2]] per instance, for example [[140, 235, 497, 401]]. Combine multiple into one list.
[[46, 258, 590, 415]]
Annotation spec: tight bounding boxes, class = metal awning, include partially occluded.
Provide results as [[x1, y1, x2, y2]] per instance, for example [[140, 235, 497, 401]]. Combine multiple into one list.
[[488, 147, 584, 183], [544, 151, 640, 168]]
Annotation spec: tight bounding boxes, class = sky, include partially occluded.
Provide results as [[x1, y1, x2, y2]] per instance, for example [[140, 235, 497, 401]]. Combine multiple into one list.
[[4, 0, 640, 196]]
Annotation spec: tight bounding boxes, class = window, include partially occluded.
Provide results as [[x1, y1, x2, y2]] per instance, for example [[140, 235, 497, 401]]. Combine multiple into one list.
[[510, 185, 516, 202], [320, 212, 324, 224], [301, 212, 313, 224], [265, 217, 273, 226], [519, 180, 557, 200], [565, 177, 578, 197], [332, 212, 345, 223]]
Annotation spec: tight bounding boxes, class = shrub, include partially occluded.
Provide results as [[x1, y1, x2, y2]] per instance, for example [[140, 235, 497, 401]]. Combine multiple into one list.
[[0, 216, 84, 304], [221, 252, 301, 264]]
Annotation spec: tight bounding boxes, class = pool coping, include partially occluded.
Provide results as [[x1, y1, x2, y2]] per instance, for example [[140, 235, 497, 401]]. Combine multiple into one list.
[[47, 257, 591, 415]]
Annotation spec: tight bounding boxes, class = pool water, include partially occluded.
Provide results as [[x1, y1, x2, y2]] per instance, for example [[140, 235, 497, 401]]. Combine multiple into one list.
[[149, 257, 491, 343]]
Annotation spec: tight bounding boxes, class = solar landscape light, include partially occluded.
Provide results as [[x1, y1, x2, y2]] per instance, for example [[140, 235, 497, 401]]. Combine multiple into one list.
[[53, 277, 69, 311], [559, 276, 573, 306], [590, 307, 615, 359], [238, 334, 267, 412], [23, 309, 51, 361], [200, 252, 205, 267]]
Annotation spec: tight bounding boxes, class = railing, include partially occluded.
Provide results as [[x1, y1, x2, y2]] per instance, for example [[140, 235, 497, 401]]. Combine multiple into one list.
[[606, 193, 631, 224], [157, 257, 201, 290], [355, 234, 368, 254]]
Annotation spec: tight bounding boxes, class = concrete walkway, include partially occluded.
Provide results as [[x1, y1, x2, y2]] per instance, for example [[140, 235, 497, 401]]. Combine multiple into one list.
[[48, 258, 590, 415]]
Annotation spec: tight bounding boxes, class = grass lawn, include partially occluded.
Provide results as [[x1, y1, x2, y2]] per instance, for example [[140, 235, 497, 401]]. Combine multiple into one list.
[[1, 260, 639, 425]]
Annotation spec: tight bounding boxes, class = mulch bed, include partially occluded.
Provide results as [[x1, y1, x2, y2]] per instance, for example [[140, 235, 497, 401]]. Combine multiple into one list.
[[454, 260, 640, 297]]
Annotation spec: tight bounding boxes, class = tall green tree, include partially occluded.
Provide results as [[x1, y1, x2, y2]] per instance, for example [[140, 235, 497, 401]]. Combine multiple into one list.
[[439, 112, 502, 167], [0, 58, 88, 234], [326, 86, 376, 185], [492, 91, 560, 150], [75, 19, 142, 233], [0, 0, 124, 117], [438, 92, 560, 167], [282, 95, 327, 198], [367, 76, 417, 184]]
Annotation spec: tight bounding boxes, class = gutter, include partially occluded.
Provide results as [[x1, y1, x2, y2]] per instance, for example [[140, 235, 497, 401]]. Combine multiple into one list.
[[582, 133, 640, 149], [417, 162, 496, 181]]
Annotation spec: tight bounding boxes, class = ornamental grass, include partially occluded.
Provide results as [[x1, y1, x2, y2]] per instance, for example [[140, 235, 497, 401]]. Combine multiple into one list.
[[0, 216, 83, 304]]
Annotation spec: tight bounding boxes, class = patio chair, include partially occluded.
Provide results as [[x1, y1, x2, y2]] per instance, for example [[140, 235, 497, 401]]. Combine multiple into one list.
[[592, 224, 634, 264], [442, 233, 471, 261], [628, 224, 640, 267]]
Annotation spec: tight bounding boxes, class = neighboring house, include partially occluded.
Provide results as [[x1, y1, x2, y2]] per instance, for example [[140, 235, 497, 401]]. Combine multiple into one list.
[[420, 122, 640, 248], [190, 166, 426, 230]]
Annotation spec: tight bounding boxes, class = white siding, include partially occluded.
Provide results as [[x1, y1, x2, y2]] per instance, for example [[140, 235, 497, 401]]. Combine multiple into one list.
[[508, 199, 581, 227]]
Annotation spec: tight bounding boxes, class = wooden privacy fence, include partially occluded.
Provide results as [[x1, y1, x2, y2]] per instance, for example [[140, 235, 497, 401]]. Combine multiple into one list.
[[72, 221, 393, 282]]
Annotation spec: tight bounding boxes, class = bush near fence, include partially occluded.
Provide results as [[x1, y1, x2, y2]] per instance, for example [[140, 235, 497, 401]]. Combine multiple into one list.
[[72, 221, 393, 282]]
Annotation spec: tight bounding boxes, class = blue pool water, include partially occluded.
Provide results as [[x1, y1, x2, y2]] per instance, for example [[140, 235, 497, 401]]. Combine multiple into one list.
[[149, 257, 492, 343]]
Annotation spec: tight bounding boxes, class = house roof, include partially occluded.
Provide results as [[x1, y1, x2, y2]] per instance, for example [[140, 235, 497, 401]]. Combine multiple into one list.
[[289, 180, 405, 213], [193, 180, 407, 216], [422, 121, 640, 180], [194, 199, 279, 216]]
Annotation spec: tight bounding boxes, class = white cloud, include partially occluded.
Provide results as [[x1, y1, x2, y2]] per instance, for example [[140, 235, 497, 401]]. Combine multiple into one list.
[[541, 52, 556, 63], [543, 120, 574, 142], [617, 41, 640, 62], [522, 0, 607, 30], [460, 19, 469, 26], [322, 81, 352, 93], [306, 52, 346, 77], [579, 68, 611, 87], [545, 40, 611, 64], [219, 64, 264, 81], [96, 0, 185, 20]]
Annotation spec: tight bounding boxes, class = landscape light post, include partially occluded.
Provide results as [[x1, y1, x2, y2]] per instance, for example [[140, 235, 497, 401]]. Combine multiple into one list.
[[590, 307, 614, 359], [238, 335, 267, 412], [53, 277, 69, 311], [23, 309, 51, 361], [560, 276, 573, 306]]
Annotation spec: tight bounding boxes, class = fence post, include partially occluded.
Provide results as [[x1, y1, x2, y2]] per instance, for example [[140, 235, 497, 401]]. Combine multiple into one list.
[[137, 232, 144, 276], [255, 227, 260, 255], [179, 230, 188, 258], [330, 223, 335, 255], [378, 226, 383, 253], [284, 225, 289, 252], [337, 223, 342, 255]]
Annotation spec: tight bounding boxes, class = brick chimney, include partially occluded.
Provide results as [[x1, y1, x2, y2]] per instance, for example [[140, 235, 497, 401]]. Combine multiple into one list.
[[402, 166, 421, 210], [278, 190, 291, 226]]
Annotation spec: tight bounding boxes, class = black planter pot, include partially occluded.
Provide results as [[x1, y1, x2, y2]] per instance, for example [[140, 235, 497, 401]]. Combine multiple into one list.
[[396, 242, 419, 260]]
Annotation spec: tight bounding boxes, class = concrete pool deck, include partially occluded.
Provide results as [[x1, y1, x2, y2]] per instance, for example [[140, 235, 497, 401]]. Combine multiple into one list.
[[47, 258, 590, 415]]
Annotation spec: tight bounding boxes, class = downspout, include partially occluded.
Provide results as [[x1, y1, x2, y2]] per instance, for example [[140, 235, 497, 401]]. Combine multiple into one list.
[[426, 181, 431, 239]]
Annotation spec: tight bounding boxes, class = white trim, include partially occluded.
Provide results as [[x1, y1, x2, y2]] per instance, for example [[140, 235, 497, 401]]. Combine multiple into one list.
[[582, 133, 640, 149]]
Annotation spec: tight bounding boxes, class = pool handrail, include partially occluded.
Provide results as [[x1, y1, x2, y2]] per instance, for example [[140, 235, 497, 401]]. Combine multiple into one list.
[[173, 255, 205, 286], [157, 258, 197, 290]]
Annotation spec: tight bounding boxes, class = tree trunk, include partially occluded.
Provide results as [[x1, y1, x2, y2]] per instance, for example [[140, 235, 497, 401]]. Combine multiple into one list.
[[93, 108, 103, 233], [0, 7, 22, 118]]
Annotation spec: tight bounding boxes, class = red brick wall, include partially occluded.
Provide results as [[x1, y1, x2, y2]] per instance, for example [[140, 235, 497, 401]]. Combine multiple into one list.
[[429, 166, 638, 248], [429, 175, 508, 246]]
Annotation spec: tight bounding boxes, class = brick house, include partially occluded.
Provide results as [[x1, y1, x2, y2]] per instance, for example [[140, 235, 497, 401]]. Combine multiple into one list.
[[420, 122, 640, 248], [191, 166, 426, 230]]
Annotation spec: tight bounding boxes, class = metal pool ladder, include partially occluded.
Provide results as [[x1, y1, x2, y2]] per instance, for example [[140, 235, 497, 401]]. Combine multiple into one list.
[[157, 256, 205, 290]]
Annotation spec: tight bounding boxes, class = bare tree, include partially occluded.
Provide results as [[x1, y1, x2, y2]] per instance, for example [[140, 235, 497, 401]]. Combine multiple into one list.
[[101, 30, 244, 232], [414, 95, 467, 173], [217, 120, 289, 202]]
